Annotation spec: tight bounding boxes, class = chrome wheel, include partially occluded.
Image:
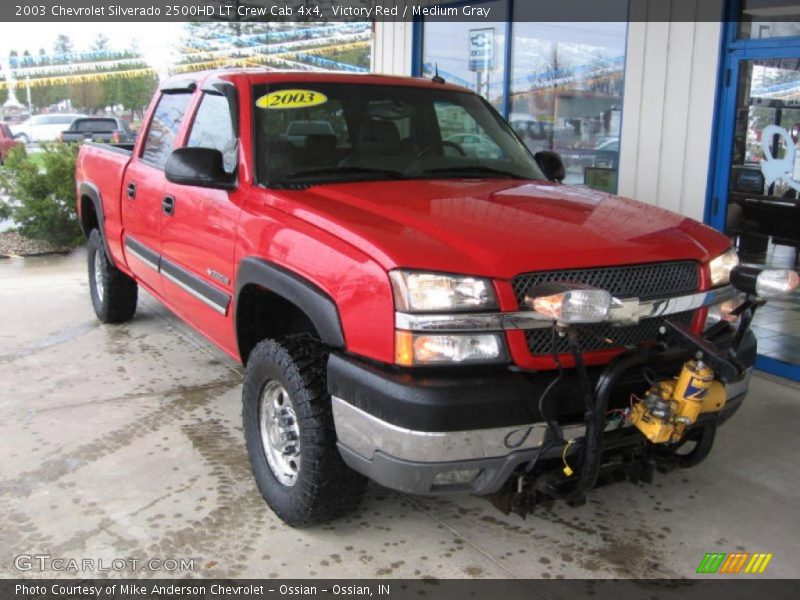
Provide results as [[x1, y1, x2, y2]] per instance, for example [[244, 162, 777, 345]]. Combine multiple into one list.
[[259, 380, 301, 486], [93, 250, 105, 300]]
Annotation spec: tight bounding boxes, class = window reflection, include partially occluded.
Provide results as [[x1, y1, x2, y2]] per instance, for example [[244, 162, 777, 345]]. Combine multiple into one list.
[[421, 1, 509, 111], [509, 22, 627, 188], [739, 0, 800, 39], [421, 14, 628, 191]]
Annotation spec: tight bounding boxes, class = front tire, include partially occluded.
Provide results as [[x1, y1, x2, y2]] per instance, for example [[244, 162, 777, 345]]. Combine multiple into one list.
[[243, 334, 367, 526], [88, 229, 138, 323]]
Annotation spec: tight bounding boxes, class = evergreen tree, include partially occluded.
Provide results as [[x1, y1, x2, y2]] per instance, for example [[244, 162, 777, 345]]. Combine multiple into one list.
[[53, 35, 74, 63]]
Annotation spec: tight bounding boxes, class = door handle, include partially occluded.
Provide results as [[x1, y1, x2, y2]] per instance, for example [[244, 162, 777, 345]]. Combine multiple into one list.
[[126, 182, 136, 200], [162, 195, 175, 216]]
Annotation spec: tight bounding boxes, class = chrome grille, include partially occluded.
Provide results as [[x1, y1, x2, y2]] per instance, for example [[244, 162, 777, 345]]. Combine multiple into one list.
[[512, 261, 699, 303], [513, 261, 700, 355]]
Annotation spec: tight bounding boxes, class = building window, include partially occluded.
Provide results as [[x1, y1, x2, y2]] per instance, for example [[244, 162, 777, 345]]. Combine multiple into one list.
[[419, 4, 628, 190], [509, 22, 627, 187], [738, 0, 800, 39], [420, 0, 509, 111]]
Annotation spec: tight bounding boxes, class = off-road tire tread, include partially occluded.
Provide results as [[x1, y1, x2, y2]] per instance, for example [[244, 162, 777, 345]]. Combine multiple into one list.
[[243, 333, 367, 527]]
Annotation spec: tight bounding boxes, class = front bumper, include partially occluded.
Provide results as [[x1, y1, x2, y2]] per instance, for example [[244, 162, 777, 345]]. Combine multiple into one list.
[[329, 327, 756, 495]]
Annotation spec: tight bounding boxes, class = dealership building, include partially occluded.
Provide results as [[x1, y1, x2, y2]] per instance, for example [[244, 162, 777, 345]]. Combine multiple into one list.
[[370, 0, 800, 381]]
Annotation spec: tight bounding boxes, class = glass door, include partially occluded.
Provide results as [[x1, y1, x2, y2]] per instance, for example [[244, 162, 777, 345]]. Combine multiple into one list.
[[710, 27, 800, 381], [727, 58, 800, 263]]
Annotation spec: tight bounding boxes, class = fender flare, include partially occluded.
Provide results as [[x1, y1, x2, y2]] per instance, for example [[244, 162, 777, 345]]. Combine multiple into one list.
[[235, 257, 345, 349], [78, 181, 116, 268]]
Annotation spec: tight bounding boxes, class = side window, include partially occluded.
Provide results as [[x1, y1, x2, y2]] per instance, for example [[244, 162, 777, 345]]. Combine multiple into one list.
[[186, 93, 237, 174], [141, 92, 193, 169]]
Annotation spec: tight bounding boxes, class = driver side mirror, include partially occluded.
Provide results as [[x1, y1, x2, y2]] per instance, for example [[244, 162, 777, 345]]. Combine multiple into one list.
[[534, 151, 565, 183], [165, 147, 236, 190]]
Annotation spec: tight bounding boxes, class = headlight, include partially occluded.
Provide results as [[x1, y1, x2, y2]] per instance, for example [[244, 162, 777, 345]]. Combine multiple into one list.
[[390, 271, 498, 312], [709, 248, 739, 286], [523, 283, 612, 323], [394, 331, 506, 366]]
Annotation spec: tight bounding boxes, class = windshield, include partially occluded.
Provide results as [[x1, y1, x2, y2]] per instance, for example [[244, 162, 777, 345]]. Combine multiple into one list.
[[253, 83, 546, 187]]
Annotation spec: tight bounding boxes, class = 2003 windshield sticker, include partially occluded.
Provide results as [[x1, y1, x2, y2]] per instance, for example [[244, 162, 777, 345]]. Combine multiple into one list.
[[256, 89, 328, 109]]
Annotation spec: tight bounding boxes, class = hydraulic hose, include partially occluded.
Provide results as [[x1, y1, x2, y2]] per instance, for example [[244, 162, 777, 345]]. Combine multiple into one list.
[[537, 341, 659, 502]]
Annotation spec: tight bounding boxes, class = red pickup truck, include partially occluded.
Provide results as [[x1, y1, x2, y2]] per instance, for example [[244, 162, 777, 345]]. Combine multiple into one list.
[[76, 70, 798, 526]]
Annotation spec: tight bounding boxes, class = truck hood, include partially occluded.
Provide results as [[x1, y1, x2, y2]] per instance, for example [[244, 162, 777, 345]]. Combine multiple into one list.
[[273, 179, 730, 279]]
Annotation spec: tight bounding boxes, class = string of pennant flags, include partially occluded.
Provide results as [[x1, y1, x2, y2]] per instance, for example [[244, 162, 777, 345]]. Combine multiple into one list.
[[170, 40, 370, 74], [8, 48, 137, 68], [173, 32, 367, 63], [0, 24, 371, 95], [183, 22, 370, 51], [5, 57, 150, 79], [0, 68, 156, 91]]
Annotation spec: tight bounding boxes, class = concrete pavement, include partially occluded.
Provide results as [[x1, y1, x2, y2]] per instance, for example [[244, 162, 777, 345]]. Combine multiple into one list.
[[1, 249, 799, 579]]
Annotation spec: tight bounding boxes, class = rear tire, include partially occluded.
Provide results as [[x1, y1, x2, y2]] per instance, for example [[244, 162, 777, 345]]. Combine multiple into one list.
[[243, 334, 367, 526], [88, 229, 138, 323]]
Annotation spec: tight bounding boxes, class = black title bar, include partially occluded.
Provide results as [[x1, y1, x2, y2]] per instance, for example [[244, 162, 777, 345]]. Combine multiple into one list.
[[0, 0, 731, 23]]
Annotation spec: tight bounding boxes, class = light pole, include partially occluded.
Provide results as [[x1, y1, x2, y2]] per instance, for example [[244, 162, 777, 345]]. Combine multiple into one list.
[[25, 75, 32, 113]]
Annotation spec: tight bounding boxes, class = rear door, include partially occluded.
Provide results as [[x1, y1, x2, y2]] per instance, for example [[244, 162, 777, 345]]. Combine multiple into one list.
[[160, 86, 242, 348], [121, 90, 194, 294]]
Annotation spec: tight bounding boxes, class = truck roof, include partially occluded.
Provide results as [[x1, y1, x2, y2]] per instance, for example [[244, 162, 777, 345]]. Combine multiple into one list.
[[158, 69, 473, 95]]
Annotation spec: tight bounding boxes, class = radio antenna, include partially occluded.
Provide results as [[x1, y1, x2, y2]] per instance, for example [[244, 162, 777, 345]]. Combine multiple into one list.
[[432, 63, 446, 84]]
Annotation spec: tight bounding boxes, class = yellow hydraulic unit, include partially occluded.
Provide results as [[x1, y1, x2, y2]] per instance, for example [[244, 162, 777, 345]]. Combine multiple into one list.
[[630, 358, 726, 444]]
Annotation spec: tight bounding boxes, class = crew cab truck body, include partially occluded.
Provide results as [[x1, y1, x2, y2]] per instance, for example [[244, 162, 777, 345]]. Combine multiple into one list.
[[76, 70, 798, 526]]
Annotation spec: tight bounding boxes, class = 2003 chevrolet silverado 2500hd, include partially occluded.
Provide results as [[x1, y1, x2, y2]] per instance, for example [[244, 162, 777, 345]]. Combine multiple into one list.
[[75, 70, 799, 526]]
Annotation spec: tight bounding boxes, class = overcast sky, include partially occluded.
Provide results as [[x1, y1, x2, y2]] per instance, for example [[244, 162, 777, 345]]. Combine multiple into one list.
[[0, 22, 180, 74]]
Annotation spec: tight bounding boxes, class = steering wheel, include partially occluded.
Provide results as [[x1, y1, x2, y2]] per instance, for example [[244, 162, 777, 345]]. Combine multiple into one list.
[[416, 141, 466, 158]]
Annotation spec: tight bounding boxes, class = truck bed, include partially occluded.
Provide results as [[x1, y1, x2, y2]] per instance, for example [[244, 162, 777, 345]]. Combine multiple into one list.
[[75, 141, 135, 267]]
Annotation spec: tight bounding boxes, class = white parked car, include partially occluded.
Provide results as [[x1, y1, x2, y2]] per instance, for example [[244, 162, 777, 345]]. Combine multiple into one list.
[[11, 113, 86, 143]]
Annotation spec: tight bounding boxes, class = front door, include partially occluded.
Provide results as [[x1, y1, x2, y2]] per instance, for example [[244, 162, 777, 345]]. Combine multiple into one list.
[[160, 91, 241, 352], [709, 12, 800, 381]]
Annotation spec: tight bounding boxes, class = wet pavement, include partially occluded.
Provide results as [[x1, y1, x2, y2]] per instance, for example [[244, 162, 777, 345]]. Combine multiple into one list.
[[1, 249, 799, 579]]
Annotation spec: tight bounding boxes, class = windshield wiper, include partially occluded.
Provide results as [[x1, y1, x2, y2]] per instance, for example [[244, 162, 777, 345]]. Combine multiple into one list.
[[421, 166, 529, 179], [283, 166, 406, 181]]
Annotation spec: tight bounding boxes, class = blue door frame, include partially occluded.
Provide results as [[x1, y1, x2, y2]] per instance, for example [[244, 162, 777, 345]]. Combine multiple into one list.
[[707, 13, 800, 381]]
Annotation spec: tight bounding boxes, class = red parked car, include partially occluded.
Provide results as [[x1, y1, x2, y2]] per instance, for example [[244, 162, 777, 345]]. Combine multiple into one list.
[[75, 70, 798, 526], [0, 122, 22, 164]]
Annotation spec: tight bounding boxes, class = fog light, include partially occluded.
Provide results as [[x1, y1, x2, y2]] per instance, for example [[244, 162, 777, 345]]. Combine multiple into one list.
[[524, 283, 612, 323], [433, 469, 480, 486]]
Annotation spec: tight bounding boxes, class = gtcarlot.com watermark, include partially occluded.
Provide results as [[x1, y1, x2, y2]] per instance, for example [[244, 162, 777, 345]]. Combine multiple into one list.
[[15, 554, 195, 573]]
